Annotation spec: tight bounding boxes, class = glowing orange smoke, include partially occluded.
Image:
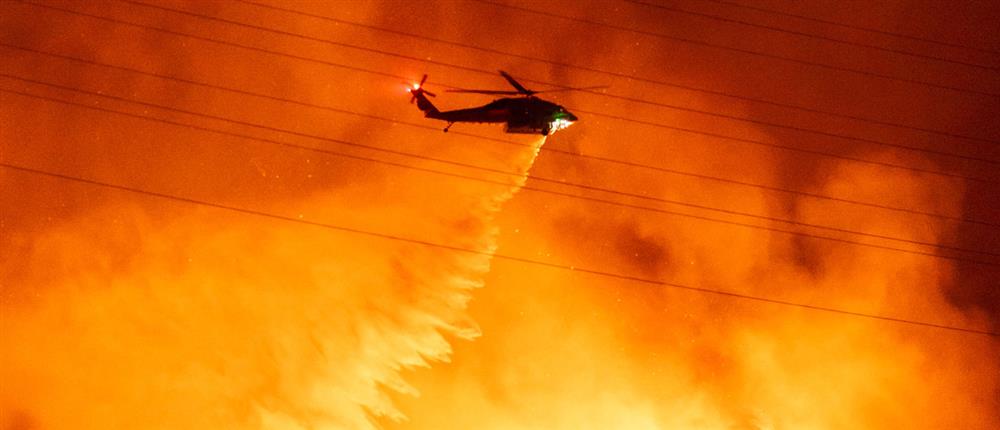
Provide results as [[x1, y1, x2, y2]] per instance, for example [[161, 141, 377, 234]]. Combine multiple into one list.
[[2, 0, 999, 429]]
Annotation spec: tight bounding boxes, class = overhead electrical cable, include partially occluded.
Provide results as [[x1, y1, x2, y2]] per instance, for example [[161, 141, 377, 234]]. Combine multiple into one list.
[[11, 0, 999, 181], [622, 0, 999, 71], [470, 0, 1000, 98], [4, 84, 999, 267], [4, 43, 996, 230], [115, 0, 1000, 165], [6, 78, 997, 259], [3, 163, 997, 338], [234, 0, 1000, 147], [695, 0, 1000, 57]]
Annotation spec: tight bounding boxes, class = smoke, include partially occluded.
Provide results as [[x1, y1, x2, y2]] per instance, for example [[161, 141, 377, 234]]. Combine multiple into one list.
[[3, 0, 999, 429], [1, 128, 546, 430], [373, 1, 1000, 429], [1, 0, 552, 428], [388, 132, 1000, 429], [385, 136, 999, 429]]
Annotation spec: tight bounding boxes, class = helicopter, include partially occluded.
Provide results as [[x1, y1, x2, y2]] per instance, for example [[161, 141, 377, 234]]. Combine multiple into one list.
[[406, 71, 603, 136]]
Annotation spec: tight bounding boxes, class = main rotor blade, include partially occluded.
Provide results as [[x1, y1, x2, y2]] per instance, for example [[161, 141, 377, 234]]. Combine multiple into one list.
[[498, 70, 534, 95], [532, 85, 610, 94], [445, 89, 523, 95]]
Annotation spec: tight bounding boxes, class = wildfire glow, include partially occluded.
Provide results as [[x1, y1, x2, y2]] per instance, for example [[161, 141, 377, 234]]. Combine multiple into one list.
[[2, 0, 998, 429]]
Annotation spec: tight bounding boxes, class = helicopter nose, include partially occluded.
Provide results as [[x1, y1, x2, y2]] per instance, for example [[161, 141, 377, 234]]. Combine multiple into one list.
[[564, 111, 578, 122]]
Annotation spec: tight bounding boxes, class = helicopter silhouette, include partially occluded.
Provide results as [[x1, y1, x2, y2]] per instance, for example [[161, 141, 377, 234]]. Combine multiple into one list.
[[406, 71, 603, 136]]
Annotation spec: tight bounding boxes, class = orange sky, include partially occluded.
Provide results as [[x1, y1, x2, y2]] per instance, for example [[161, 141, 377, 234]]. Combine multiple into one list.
[[2, 1, 999, 429]]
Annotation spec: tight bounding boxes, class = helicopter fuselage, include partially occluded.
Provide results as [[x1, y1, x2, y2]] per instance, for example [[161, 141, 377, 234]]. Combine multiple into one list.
[[426, 97, 577, 135], [407, 71, 593, 135]]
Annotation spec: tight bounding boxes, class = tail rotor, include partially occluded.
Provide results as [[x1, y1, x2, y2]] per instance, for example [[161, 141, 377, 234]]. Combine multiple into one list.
[[407, 74, 436, 103], [405, 74, 439, 115]]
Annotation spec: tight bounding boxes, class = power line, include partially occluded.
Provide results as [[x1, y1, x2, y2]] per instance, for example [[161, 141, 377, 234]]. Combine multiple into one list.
[[12, 1, 997, 184], [117, 0, 1000, 165], [3, 162, 996, 338], [695, 0, 1000, 57], [236, 0, 1000, 147], [567, 107, 994, 185], [4, 44, 998, 231], [623, 0, 999, 71], [4, 84, 999, 267], [470, 0, 1000, 98]]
